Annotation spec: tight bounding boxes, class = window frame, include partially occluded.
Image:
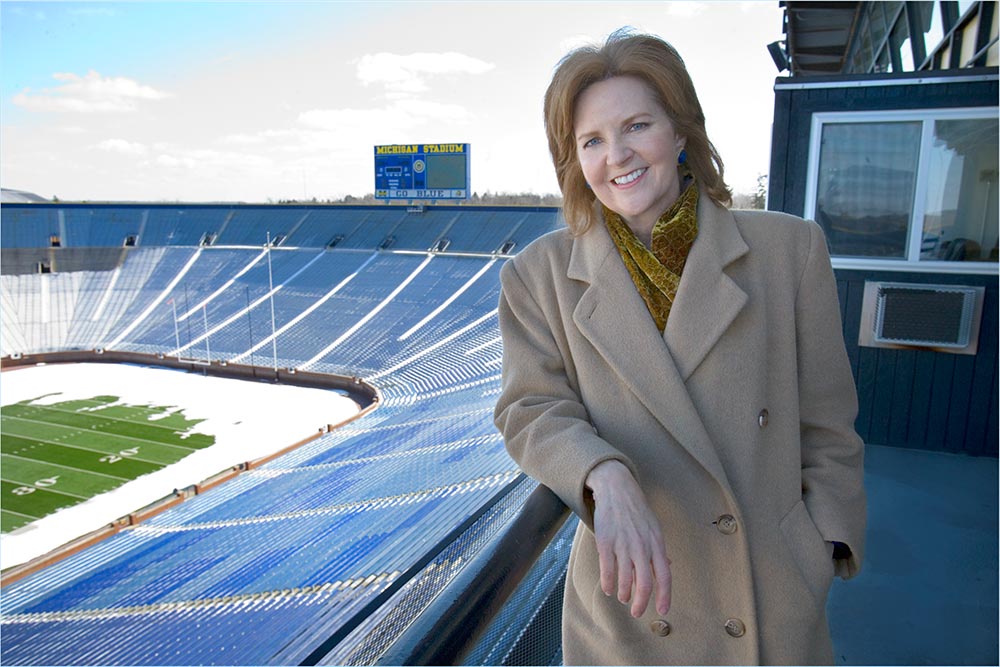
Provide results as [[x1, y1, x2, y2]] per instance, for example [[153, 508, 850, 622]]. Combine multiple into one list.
[[805, 106, 999, 274]]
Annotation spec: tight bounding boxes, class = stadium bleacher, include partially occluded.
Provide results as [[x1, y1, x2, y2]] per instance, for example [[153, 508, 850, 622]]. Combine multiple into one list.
[[0, 202, 568, 665]]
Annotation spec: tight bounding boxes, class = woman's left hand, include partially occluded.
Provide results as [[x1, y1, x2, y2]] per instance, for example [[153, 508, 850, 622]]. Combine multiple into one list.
[[586, 460, 672, 618]]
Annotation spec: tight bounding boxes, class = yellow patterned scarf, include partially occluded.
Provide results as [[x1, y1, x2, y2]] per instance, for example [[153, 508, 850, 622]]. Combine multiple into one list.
[[604, 181, 699, 332]]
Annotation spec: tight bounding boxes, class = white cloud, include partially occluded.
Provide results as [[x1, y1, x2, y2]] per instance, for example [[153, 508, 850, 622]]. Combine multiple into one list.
[[151, 148, 272, 171], [96, 139, 148, 155], [355, 51, 495, 93], [299, 99, 473, 135], [13, 70, 169, 113], [219, 129, 295, 146], [155, 154, 198, 169]]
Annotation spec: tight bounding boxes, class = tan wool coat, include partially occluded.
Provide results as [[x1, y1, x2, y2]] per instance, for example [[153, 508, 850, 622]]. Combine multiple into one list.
[[494, 193, 867, 665]]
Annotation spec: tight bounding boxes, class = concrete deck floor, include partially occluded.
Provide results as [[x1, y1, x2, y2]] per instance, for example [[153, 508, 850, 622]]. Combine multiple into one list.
[[828, 444, 998, 665]]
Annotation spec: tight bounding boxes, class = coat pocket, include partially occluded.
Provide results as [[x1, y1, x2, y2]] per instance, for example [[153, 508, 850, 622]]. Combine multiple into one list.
[[778, 500, 835, 603]]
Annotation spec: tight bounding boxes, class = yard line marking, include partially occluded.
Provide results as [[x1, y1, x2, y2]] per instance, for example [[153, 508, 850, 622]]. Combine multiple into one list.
[[0, 454, 131, 481], [8, 403, 202, 437], [1, 415, 205, 453], [1, 508, 40, 520], [0, 421, 179, 465], [0, 477, 90, 500]]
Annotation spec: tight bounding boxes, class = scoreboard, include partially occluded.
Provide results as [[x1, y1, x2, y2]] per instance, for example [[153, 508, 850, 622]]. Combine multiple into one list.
[[374, 143, 469, 200]]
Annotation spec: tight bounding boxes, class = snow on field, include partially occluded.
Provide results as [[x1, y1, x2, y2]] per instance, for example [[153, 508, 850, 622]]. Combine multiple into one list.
[[1, 362, 360, 569]]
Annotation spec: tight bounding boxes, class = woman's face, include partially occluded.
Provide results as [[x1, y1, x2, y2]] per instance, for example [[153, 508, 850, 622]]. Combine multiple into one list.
[[574, 76, 686, 238]]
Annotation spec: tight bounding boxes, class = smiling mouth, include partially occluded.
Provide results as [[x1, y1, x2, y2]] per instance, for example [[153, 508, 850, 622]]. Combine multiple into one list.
[[613, 168, 646, 185]]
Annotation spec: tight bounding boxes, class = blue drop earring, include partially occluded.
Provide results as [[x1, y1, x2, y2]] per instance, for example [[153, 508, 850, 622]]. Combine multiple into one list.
[[677, 149, 687, 165]]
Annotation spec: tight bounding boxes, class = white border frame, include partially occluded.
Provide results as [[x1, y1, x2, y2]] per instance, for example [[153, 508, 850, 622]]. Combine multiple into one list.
[[804, 107, 999, 274]]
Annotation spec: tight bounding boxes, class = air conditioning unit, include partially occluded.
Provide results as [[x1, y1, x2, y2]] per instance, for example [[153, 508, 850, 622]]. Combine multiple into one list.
[[859, 281, 985, 355]]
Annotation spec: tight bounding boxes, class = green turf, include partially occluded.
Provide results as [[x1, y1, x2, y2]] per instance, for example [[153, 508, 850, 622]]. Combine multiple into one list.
[[1, 395, 215, 533]]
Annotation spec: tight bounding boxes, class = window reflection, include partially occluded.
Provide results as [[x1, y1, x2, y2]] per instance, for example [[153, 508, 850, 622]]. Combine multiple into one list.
[[815, 122, 921, 258], [921, 119, 999, 261]]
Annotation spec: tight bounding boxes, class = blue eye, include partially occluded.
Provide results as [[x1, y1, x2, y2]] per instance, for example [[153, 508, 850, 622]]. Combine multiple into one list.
[[629, 122, 648, 132], [582, 137, 601, 149]]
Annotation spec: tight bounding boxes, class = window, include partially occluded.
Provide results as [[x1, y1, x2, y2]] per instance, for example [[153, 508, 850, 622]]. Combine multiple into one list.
[[813, 121, 921, 258], [920, 118, 998, 261], [806, 108, 998, 270]]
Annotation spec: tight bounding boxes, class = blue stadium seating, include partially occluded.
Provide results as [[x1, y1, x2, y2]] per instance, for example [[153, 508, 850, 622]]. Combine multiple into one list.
[[0, 203, 562, 665]]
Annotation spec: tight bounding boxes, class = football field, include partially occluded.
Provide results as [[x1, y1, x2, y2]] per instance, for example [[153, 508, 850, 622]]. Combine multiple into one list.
[[1, 395, 215, 533]]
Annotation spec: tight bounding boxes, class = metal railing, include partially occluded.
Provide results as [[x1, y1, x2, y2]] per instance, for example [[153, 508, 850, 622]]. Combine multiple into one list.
[[374, 484, 571, 666]]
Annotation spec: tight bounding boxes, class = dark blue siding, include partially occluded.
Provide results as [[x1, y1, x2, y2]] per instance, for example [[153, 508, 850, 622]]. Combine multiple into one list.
[[835, 269, 998, 455], [770, 69, 998, 456]]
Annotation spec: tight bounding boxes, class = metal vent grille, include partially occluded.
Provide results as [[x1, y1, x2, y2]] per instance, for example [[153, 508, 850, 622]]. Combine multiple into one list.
[[860, 281, 985, 355]]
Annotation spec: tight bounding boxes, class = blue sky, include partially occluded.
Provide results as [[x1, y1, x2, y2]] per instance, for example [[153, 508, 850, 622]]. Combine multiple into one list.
[[2, 1, 786, 202]]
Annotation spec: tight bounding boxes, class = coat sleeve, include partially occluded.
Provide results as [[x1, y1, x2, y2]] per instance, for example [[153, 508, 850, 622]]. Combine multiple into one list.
[[795, 220, 867, 579], [493, 258, 638, 529]]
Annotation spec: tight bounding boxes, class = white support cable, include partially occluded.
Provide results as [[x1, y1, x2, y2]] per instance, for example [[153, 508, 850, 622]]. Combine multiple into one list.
[[177, 249, 268, 322], [104, 249, 203, 349], [464, 336, 501, 356], [299, 254, 435, 370], [367, 308, 498, 381], [168, 250, 326, 357], [90, 265, 122, 322], [266, 232, 278, 372], [39, 275, 50, 324], [398, 258, 496, 341], [228, 253, 379, 364]]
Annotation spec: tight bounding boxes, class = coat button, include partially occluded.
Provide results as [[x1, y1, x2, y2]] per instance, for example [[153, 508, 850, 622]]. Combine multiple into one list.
[[724, 618, 746, 637], [650, 619, 671, 636], [758, 409, 769, 428], [716, 514, 737, 535]]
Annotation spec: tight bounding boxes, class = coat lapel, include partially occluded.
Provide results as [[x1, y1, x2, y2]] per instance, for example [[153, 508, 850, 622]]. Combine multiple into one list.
[[664, 194, 749, 380], [566, 196, 746, 491]]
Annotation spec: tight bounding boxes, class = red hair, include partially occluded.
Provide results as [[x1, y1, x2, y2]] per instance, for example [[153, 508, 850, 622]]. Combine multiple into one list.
[[544, 29, 732, 235]]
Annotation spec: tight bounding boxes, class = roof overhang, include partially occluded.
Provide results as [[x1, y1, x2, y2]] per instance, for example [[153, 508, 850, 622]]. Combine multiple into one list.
[[783, 1, 861, 76]]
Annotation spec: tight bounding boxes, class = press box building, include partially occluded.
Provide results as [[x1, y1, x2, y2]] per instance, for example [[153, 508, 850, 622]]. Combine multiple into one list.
[[768, 1, 998, 456]]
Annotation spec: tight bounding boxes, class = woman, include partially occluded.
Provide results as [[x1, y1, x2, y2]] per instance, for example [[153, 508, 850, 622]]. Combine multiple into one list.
[[494, 30, 866, 665]]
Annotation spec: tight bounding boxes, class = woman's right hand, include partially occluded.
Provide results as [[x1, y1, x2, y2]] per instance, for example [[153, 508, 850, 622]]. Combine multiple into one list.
[[586, 460, 671, 618]]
